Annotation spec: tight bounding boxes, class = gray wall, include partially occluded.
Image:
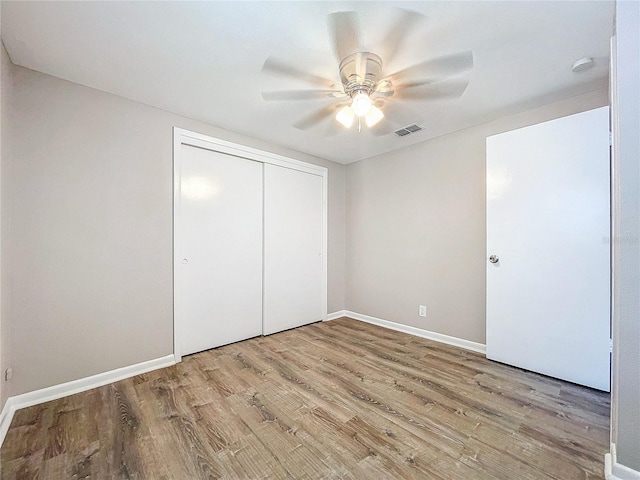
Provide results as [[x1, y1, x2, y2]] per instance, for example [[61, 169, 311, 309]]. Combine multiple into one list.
[[345, 89, 608, 344], [611, 0, 640, 471], [2, 62, 345, 398]]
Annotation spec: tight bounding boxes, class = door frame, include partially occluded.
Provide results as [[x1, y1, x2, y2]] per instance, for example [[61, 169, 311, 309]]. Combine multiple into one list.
[[173, 127, 328, 362]]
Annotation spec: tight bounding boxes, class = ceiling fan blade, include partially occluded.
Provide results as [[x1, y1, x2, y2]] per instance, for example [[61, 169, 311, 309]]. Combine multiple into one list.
[[262, 56, 333, 87], [323, 117, 344, 137], [261, 90, 345, 102], [293, 103, 342, 130], [372, 89, 395, 98], [328, 11, 361, 62], [373, 80, 395, 98], [379, 9, 425, 67], [394, 78, 470, 100], [387, 51, 474, 83]]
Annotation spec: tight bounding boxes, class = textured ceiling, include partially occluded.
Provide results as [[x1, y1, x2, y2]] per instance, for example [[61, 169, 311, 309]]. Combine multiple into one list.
[[1, 1, 614, 164]]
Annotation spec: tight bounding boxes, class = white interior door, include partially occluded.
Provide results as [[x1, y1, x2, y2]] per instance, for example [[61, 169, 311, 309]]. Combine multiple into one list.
[[176, 145, 263, 356], [263, 164, 324, 335], [486, 107, 610, 391]]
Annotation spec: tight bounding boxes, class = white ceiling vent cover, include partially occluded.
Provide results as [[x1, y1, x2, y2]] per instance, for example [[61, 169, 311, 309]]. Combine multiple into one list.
[[394, 124, 423, 137]]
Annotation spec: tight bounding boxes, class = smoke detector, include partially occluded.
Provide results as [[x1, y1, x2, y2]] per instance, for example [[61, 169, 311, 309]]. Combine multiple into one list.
[[572, 57, 594, 73]]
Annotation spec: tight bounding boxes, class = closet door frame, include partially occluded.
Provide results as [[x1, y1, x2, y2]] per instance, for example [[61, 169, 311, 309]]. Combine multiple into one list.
[[173, 127, 328, 362]]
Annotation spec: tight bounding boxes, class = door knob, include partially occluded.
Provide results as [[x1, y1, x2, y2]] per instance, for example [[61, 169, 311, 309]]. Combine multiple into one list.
[[489, 255, 499, 264], [182, 258, 188, 264]]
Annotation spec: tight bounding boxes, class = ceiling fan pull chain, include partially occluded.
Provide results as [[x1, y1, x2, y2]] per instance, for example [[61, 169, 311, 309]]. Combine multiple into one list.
[[358, 116, 362, 134]]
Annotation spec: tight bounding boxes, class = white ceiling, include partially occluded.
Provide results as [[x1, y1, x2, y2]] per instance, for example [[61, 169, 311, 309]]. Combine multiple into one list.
[[1, 1, 614, 164]]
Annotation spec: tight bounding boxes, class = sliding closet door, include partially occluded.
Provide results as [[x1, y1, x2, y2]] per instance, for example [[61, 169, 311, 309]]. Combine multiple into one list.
[[263, 164, 323, 335], [176, 145, 263, 356]]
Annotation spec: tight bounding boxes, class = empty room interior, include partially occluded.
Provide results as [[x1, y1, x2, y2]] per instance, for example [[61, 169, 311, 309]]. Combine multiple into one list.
[[0, 1, 638, 479]]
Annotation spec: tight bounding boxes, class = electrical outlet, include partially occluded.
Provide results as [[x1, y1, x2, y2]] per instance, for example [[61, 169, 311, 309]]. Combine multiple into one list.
[[419, 305, 427, 317], [4, 368, 12, 381]]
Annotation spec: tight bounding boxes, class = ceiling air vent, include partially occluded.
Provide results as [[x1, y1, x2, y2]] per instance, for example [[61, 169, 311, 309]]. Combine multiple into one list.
[[394, 124, 423, 137]]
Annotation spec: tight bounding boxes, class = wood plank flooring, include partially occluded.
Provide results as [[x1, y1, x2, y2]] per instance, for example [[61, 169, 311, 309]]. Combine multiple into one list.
[[1, 318, 610, 479]]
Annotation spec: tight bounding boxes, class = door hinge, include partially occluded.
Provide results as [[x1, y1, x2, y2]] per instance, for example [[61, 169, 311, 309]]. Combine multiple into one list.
[[610, 338, 613, 353], [609, 132, 613, 147]]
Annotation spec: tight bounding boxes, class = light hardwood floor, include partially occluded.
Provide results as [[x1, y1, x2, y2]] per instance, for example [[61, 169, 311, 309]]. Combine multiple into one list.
[[1, 317, 610, 479]]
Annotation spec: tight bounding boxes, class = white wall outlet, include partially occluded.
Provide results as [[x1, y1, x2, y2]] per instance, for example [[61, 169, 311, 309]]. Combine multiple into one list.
[[419, 305, 427, 317], [4, 368, 12, 381]]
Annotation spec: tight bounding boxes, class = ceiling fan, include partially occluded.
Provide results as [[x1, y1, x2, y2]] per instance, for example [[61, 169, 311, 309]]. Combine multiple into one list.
[[261, 10, 474, 135]]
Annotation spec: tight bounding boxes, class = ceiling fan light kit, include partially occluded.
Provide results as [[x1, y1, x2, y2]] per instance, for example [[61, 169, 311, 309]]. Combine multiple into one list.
[[364, 105, 384, 128], [351, 91, 372, 117], [336, 105, 355, 128], [336, 52, 385, 128]]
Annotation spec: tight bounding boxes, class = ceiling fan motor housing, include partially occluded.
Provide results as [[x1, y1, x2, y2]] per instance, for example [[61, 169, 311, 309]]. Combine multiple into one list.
[[339, 52, 383, 97]]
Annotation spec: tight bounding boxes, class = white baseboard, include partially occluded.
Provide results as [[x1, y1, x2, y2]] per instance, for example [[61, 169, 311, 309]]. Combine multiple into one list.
[[0, 354, 175, 448], [0, 400, 14, 450], [325, 310, 347, 321], [342, 310, 486, 354], [606, 443, 640, 479]]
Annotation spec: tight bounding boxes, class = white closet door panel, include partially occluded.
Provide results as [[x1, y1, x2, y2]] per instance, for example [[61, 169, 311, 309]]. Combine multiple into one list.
[[176, 145, 263, 356], [263, 164, 323, 335], [486, 106, 610, 391]]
